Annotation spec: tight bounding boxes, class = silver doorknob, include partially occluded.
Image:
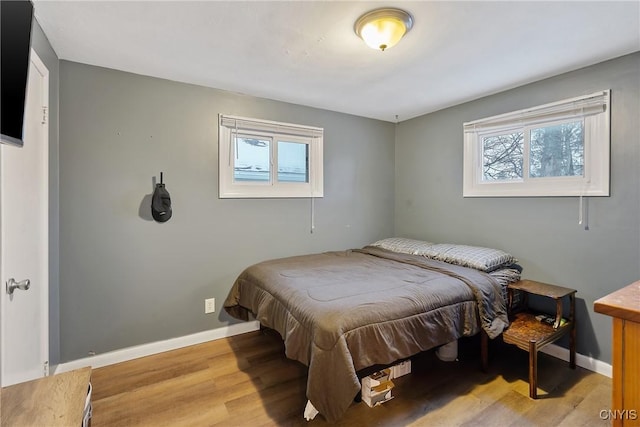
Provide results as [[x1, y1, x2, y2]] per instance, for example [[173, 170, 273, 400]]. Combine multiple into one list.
[[6, 278, 30, 295]]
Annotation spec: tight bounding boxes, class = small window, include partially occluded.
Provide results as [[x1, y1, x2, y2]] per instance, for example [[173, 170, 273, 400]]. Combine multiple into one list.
[[463, 91, 610, 197], [219, 115, 323, 198]]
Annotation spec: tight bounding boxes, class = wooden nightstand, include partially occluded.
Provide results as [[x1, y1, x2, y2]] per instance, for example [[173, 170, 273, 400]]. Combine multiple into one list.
[[502, 279, 576, 399]]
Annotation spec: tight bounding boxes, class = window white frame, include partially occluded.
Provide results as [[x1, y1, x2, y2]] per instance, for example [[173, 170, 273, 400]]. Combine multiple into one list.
[[219, 114, 323, 198], [463, 90, 610, 197]]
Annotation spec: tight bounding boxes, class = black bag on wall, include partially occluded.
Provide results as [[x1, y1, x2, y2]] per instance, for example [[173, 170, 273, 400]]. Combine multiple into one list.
[[151, 183, 172, 223]]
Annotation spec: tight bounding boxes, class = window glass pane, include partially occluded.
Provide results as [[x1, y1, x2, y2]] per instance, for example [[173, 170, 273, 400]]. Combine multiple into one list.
[[277, 141, 308, 183], [481, 132, 524, 181], [234, 137, 270, 182], [529, 121, 584, 178]]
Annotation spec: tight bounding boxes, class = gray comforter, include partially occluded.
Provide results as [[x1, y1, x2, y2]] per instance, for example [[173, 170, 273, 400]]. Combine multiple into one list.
[[224, 246, 508, 422]]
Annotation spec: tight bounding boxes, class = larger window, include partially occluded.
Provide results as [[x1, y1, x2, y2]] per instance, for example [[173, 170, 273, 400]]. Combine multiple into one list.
[[219, 115, 323, 198], [463, 90, 610, 197]]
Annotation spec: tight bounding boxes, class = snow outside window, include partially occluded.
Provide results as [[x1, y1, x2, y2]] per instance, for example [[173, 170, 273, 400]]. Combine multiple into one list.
[[219, 115, 323, 198]]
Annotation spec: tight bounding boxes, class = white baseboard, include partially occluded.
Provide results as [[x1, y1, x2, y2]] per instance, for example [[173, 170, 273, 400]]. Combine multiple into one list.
[[54, 321, 260, 374], [540, 343, 612, 378]]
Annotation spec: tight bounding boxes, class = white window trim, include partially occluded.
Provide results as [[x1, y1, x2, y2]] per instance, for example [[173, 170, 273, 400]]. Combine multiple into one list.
[[463, 90, 610, 197], [219, 114, 324, 198]]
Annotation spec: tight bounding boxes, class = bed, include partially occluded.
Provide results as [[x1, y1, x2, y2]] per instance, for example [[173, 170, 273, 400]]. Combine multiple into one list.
[[223, 238, 520, 422]]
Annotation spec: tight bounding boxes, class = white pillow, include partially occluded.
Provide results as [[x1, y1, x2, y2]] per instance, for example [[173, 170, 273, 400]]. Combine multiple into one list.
[[369, 237, 434, 255], [417, 243, 517, 272]]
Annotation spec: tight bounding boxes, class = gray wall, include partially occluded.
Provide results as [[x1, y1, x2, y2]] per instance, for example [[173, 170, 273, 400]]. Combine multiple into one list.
[[31, 19, 61, 366], [58, 61, 395, 362], [395, 53, 640, 364]]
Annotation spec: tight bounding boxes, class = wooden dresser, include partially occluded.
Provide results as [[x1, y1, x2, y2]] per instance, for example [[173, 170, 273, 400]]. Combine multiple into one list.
[[594, 281, 640, 427], [0, 367, 91, 426]]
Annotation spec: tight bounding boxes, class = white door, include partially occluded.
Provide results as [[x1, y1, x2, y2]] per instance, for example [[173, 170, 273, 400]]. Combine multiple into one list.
[[0, 49, 49, 386]]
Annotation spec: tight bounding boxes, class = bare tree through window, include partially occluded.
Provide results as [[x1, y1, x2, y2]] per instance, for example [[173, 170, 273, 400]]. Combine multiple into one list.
[[482, 132, 524, 180], [463, 91, 609, 197]]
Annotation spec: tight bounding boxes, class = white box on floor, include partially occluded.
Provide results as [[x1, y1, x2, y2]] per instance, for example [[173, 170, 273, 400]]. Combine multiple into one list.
[[361, 368, 394, 407], [362, 382, 394, 407], [362, 368, 391, 389], [390, 360, 411, 378]]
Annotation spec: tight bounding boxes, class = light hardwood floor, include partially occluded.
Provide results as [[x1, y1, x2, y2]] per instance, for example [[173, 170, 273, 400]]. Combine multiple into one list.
[[90, 330, 611, 426]]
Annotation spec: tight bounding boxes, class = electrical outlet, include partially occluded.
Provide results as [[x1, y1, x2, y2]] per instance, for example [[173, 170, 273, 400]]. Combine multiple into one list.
[[205, 298, 215, 314]]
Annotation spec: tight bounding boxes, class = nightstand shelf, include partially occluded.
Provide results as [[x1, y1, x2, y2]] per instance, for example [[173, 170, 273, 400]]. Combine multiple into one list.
[[503, 280, 576, 399]]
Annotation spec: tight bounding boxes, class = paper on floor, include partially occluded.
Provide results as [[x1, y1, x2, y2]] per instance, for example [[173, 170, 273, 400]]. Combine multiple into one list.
[[303, 400, 319, 421]]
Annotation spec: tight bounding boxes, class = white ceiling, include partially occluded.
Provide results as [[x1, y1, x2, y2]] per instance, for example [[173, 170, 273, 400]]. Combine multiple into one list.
[[33, 1, 640, 122]]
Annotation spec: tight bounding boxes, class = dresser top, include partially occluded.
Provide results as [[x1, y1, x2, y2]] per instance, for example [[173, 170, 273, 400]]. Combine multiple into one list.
[[594, 280, 640, 323]]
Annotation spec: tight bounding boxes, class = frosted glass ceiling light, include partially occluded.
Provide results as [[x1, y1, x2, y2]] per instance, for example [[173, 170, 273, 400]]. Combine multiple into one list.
[[354, 8, 413, 51]]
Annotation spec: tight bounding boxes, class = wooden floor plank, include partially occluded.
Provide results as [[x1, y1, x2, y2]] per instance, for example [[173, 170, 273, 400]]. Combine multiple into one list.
[[90, 330, 611, 426], [556, 383, 612, 427]]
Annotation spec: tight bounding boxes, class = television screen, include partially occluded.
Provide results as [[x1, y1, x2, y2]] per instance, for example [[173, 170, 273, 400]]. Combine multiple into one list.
[[1, 0, 34, 147]]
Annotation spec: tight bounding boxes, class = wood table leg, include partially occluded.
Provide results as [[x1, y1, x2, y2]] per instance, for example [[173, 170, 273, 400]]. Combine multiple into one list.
[[570, 326, 577, 369], [481, 330, 488, 372], [569, 294, 576, 369], [529, 341, 537, 399]]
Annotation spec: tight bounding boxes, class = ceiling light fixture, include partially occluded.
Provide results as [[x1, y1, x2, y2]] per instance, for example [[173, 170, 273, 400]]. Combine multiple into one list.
[[354, 8, 413, 51]]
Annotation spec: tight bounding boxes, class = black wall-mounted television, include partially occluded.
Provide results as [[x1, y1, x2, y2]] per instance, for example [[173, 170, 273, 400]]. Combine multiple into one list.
[[1, 0, 35, 147]]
